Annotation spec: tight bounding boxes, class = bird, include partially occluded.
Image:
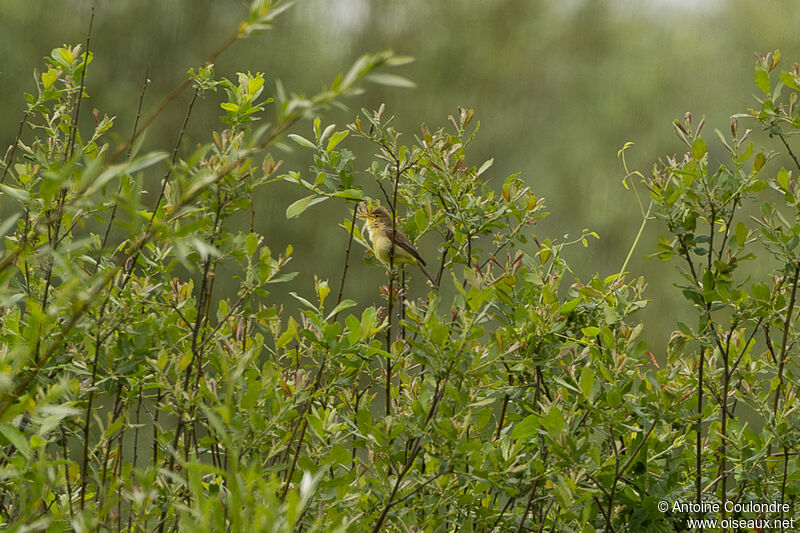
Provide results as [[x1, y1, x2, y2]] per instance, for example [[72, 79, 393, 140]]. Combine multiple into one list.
[[359, 204, 438, 287]]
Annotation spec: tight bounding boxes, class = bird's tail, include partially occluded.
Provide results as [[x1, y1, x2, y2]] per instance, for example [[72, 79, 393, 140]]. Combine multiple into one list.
[[418, 262, 438, 288]]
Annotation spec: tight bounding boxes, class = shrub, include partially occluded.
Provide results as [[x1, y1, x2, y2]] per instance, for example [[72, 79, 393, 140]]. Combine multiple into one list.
[[0, 1, 798, 530]]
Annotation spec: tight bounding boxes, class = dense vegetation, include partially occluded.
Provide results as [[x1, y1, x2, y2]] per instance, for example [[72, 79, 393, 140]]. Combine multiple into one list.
[[1, 2, 800, 531]]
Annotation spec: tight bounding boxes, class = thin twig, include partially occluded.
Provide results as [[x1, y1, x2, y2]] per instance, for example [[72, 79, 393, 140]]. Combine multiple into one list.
[[777, 132, 800, 172], [0, 111, 31, 185], [100, 65, 150, 252], [334, 201, 360, 312], [66, 8, 94, 162]]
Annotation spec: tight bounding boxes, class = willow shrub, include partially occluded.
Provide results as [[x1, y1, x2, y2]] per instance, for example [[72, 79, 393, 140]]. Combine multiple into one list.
[[0, 2, 798, 529]]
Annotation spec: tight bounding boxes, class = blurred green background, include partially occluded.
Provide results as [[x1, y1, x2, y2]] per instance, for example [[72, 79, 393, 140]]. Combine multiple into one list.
[[2, 0, 800, 352]]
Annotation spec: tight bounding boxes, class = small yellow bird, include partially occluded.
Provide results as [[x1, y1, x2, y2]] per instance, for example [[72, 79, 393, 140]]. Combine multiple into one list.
[[359, 204, 437, 287]]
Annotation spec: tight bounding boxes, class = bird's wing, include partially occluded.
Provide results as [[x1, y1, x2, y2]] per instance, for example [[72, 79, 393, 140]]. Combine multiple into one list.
[[393, 232, 427, 266]]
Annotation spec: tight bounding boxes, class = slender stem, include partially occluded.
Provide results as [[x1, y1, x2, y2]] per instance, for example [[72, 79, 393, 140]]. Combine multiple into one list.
[[707, 205, 715, 272], [100, 65, 150, 252], [372, 355, 458, 532], [334, 202, 360, 312], [617, 201, 652, 278], [720, 343, 730, 515], [152, 388, 163, 467], [516, 481, 541, 533], [119, 88, 199, 286], [150, 90, 199, 232], [536, 498, 556, 533], [494, 394, 509, 440], [66, 8, 94, 162], [60, 426, 75, 520], [490, 496, 515, 532], [773, 264, 799, 419], [385, 146, 402, 417], [780, 446, 789, 531], [696, 347, 704, 509], [127, 385, 142, 533], [607, 426, 619, 527], [716, 197, 739, 261], [0, 111, 31, 185], [777, 132, 800, 172], [280, 416, 309, 503], [591, 495, 617, 533], [99, 383, 125, 503], [80, 300, 111, 509], [279, 348, 332, 501], [618, 420, 657, 476]]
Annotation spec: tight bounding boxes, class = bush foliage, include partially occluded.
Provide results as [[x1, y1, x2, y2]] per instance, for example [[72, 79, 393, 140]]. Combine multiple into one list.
[[0, 3, 799, 531]]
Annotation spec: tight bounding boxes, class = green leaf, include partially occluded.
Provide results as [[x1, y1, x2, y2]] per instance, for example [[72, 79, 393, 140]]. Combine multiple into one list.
[[744, 179, 766, 193], [365, 73, 416, 88], [605, 388, 621, 408], [0, 213, 20, 239], [0, 184, 30, 203], [269, 272, 299, 284], [751, 283, 770, 301], [557, 297, 580, 316], [511, 414, 540, 440], [178, 351, 193, 371], [691, 137, 707, 160], [102, 417, 125, 439], [582, 326, 601, 338], [600, 327, 615, 349], [385, 55, 415, 66], [286, 195, 328, 219], [477, 158, 494, 176], [702, 269, 715, 290], [737, 143, 754, 163], [360, 307, 378, 339], [326, 130, 348, 152], [754, 69, 771, 94], [220, 102, 239, 112], [777, 168, 790, 190], [754, 151, 766, 172], [289, 292, 319, 312], [345, 314, 361, 345], [781, 70, 799, 90], [430, 323, 450, 346], [126, 151, 169, 175], [579, 367, 594, 399], [331, 189, 364, 200], [288, 134, 316, 149], [246, 232, 259, 256], [541, 406, 564, 436], [0, 423, 30, 458], [42, 68, 58, 89], [276, 317, 298, 349], [325, 299, 357, 321], [735, 222, 747, 247]]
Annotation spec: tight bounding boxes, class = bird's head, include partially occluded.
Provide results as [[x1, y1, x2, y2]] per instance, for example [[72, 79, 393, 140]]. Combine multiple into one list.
[[358, 203, 393, 228]]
